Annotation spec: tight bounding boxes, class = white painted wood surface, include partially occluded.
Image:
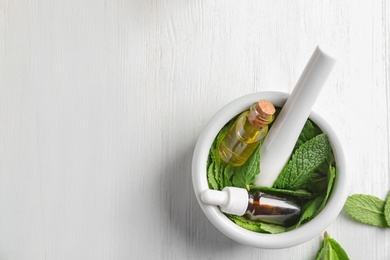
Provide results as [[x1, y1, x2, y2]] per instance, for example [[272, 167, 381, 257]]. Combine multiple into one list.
[[1, 1, 389, 259]]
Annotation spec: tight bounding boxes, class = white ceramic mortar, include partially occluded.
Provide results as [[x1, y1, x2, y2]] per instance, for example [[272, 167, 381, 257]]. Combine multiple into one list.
[[192, 91, 348, 249]]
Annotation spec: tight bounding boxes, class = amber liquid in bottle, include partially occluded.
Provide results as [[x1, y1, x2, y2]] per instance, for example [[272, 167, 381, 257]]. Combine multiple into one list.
[[218, 101, 275, 167], [245, 191, 301, 226]]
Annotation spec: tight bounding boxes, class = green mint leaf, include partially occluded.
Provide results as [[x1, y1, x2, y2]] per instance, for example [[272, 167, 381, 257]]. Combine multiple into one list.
[[274, 133, 330, 190], [304, 172, 328, 194], [293, 165, 335, 231], [207, 120, 233, 190], [314, 150, 335, 176], [231, 144, 261, 190], [383, 191, 390, 227], [294, 119, 322, 150], [316, 232, 350, 260], [228, 215, 265, 233], [315, 233, 328, 260], [345, 194, 388, 227], [319, 164, 336, 211], [258, 222, 286, 234], [207, 137, 220, 190], [289, 195, 325, 230], [250, 185, 314, 199], [222, 164, 234, 188], [326, 240, 349, 260], [214, 155, 226, 190], [317, 161, 332, 175], [208, 141, 224, 190], [207, 161, 219, 190], [228, 215, 286, 234], [215, 124, 230, 151], [327, 148, 336, 165]]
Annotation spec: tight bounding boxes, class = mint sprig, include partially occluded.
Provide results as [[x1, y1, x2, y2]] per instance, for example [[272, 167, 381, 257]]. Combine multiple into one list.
[[315, 232, 349, 260]]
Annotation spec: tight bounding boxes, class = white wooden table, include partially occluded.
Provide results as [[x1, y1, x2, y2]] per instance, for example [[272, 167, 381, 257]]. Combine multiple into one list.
[[1, 1, 390, 259]]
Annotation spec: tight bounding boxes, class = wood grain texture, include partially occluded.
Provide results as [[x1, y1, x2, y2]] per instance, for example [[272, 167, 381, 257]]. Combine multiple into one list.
[[0, 0, 389, 259]]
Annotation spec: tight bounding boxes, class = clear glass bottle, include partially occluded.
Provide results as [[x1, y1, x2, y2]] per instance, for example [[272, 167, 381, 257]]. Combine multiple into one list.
[[218, 100, 276, 166]]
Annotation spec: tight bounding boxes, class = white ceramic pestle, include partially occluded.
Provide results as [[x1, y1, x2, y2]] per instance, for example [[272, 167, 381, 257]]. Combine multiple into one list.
[[254, 45, 337, 187]]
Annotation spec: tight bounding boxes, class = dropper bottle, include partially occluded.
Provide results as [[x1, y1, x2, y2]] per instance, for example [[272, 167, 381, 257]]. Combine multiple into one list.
[[218, 100, 276, 167], [201, 187, 301, 226]]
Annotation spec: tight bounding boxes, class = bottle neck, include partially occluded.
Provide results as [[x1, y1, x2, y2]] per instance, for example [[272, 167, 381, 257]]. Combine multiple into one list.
[[247, 103, 274, 128]]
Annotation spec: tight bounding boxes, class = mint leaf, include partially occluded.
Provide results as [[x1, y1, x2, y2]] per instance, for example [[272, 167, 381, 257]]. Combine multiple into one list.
[[207, 140, 224, 190], [294, 119, 322, 150], [207, 161, 219, 190], [315, 235, 328, 260], [319, 164, 336, 211], [289, 195, 325, 230], [274, 133, 330, 190], [316, 232, 349, 260], [231, 145, 261, 190], [305, 152, 335, 194], [345, 194, 388, 227], [222, 165, 234, 188], [317, 163, 330, 175], [259, 222, 286, 234], [289, 164, 335, 230], [228, 215, 286, 234], [383, 191, 390, 227], [207, 120, 234, 190], [304, 172, 328, 194], [228, 215, 265, 233], [326, 236, 349, 260], [250, 185, 314, 199]]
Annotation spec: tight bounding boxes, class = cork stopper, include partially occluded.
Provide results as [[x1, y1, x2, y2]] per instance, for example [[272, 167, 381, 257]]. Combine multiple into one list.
[[249, 100, 276, 128], [256, 100, 276, 119]]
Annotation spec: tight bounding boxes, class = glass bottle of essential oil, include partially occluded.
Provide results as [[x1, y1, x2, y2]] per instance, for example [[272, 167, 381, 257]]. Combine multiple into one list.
[[201, 187, 301, 227], [218, 100, 276, 167]]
